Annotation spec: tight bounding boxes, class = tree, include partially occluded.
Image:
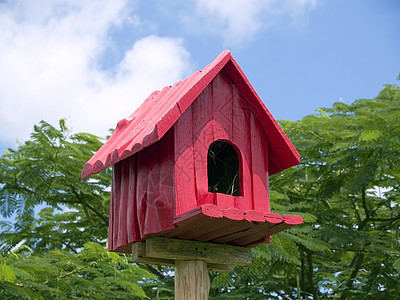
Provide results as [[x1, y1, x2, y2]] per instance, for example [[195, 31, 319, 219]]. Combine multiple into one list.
[[0, 242, 155, 299], [0, 120, 110, 254], [0, 120, 166, 299], [277, 84, 400, 299], [208, 84, 400, 299]]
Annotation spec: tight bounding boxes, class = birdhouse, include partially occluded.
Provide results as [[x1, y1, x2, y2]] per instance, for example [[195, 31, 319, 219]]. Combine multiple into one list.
[[82, 50, 303, 253]]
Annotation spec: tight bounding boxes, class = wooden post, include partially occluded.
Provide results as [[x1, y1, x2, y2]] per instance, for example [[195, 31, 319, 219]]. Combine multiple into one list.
[[132, 237, 252, 299], [175, 260, 209, 300]]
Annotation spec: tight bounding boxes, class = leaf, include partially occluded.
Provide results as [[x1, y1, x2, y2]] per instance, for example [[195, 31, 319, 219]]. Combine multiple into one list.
[[358, 130, 383, 142], [82, 241, 107, 255], [316, 108, 331, 119], [0, 264, 16, 283], [394, 258, 400, 272], [0, 190, 17, 218]]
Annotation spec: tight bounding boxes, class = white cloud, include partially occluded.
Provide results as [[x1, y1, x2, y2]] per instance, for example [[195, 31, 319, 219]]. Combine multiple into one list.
[[190, 0, 317, 45], [0, 0, 192, 145]]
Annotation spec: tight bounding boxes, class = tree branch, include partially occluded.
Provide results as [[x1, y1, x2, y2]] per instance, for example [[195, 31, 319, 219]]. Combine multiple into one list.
[[340, 252, 365, 300], [70, 186, 108, 226], [275, 290, 294, 300], [306, 250, 320, 300], [358, 187, 370, 231]]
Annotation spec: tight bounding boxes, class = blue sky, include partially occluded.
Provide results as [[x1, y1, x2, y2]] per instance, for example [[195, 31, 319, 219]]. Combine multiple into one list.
[[0, 0, 399, 154]]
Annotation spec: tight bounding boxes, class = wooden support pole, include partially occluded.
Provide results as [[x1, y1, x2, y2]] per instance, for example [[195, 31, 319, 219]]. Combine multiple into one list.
[[132, 237, 252, 299], [175, 260, 210, 300]]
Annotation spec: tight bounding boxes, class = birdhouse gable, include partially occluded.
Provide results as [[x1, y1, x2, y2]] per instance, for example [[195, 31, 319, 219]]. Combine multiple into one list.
[[82, 50, 299, 179], [173, 70, 270, 216]]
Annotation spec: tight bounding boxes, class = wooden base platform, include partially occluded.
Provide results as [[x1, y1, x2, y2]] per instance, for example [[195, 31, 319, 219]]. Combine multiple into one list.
[[132, 237, 252, 273], [115, 204, 303, 253]]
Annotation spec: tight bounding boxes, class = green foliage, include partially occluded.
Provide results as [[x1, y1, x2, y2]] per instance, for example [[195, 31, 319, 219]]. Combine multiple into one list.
[[209, 84, 400, 299], [0, 120, 111, 253], [0, 120, 166, 299], [270, 84, 400, 299], [0, 241, 155, 299]]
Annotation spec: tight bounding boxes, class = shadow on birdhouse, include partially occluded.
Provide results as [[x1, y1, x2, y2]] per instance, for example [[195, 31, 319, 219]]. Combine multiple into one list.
[[82, 50, 303, 254]]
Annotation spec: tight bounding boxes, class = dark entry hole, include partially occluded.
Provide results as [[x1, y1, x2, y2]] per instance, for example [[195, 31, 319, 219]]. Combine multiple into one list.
[[207, 141, 240, 196]]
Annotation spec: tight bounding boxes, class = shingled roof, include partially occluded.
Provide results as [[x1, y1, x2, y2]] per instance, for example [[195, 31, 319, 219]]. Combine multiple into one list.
[[82, 50, 299, 178]]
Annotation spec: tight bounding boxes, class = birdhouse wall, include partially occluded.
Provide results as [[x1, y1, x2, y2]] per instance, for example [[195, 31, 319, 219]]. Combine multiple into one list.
[[174, 70, 270, 216], [108, 128, 176, 252]]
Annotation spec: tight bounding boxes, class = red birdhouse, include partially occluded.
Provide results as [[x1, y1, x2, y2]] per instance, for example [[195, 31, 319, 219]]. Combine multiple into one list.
[[82, 50, 303, 253]]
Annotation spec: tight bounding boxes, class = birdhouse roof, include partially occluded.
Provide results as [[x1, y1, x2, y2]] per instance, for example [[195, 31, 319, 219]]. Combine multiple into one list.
[[82, 50, 299, 178]]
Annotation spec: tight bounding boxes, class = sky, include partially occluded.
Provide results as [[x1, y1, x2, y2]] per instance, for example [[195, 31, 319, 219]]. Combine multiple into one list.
[[0, 0, 399, 154]]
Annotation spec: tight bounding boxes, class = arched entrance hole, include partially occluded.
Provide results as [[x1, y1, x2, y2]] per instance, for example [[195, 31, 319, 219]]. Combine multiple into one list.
[[207, 141, 240, 196]]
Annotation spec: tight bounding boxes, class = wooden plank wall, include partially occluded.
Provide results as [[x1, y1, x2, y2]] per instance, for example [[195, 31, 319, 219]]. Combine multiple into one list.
[[109, 129, 175, 252]]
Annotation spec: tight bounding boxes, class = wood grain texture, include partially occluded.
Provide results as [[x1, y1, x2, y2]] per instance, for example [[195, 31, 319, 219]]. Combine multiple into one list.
[[145, 237, 252, 266], [175, 260, 210, 300], [174, 105, 197, 215], [232, 84, 252, 211], [127, 155, 139, 242], [250, 112, 270, 213], [212, 71, 233, 141], [109, 129, 176, 252], [156, 128, 175, 232], [109, 162, 121, 251], [192, 84, 214, 206], [132, 242, 234, 273], [118, 161, 130, 246]]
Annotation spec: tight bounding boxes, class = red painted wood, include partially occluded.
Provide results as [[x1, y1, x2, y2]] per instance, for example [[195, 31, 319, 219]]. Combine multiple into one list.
[[283, 215, 304, 225], [224, 207, 245, 221], [214, 193, 235, 210], [168, 205, 224, 240], [244, 210, 265, 222], [172, 205, 302, 246], [217, 213, 283, 246], [212, 71, 233, 141], [174, 105, 197, 215], [109, 162, 121, 251], [250, 113, 270, 213], [108, 174, 115, 251], [109, 204, 303, 253], [265, 213, 284, 223], [192, 84, 213, 206], [152, 129, 175, 234], [127, 155, 140, 242], [118, 161, 130, 247], [174, 204, 224, 222], [142, 140, 161, 237], [223, 57, 300, 175], [135, 149, 149, 240], [173, 205, 244, 242], [232, 86, 252, 210]]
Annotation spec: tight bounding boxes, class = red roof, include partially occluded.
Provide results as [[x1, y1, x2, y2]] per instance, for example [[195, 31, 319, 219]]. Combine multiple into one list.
[[82, 50, 299, 178]]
